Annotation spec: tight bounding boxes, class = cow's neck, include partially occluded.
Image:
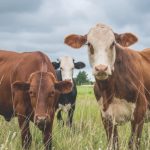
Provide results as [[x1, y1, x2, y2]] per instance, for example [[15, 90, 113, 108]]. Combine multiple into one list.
[[96, 44, 139, 111], [96, 78, 114, 111]]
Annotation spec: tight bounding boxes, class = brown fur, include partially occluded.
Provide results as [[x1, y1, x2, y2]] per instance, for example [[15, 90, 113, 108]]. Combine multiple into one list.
[[95, 44, 150, 149], [114, 33, 138, 47], [0, 50, 72, 150], [64, 27, 145, 150], [64, 34, 87, 48]]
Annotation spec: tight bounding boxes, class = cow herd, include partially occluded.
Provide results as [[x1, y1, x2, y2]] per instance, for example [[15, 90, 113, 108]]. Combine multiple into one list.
[[0, 23, 150, 150]]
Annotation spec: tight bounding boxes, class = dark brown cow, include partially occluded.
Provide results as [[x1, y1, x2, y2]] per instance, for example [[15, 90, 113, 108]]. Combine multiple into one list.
[[0, 50, 72, 150], [64, 23, 150, 150]]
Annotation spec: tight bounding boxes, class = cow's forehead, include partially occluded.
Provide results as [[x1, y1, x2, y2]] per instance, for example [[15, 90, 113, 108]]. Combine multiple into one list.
[[60, 56, 74, 68], [29, 72, 55, 86], [87, 24, 115, 45]]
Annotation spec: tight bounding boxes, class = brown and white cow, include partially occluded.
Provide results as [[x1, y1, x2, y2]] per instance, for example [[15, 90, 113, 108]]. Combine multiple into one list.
[[64, 23, 150, 150], [0, 50, 72, 150]]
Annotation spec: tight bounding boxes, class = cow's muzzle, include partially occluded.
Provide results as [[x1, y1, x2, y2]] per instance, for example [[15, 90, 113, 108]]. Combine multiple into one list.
[[35, 115, 50, 130], [94, 64, 109, 80]]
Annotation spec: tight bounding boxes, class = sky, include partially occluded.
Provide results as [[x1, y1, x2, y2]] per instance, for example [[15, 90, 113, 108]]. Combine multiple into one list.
[[0, 0, 150, 81]]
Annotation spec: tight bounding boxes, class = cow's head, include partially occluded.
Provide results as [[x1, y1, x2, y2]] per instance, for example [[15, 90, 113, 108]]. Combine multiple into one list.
[[64, 24, 138, 80], [12, 71, 72, 130], [52, 56, 85, 82]]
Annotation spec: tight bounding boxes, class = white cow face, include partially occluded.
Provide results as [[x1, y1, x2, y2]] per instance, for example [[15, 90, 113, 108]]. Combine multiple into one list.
[[60, 56, 74, 81], [52, 56, 85, 82], [65, 23, 138, 80], [87, 24, 116, 80]]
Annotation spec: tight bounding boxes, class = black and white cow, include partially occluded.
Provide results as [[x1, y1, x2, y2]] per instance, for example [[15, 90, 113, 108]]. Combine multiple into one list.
[[52, 56, 85, 126]]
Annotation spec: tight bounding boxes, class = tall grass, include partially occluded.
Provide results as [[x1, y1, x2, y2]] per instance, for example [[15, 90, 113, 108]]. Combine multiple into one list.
[[0, 86, 149, 150]]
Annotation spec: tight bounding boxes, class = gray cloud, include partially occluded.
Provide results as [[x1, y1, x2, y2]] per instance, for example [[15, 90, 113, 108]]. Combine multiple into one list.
[[0, 0, 42, 13], [0, 0, 149, 80]]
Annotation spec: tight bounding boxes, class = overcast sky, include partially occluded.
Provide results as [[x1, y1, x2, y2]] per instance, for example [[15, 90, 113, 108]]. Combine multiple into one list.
[[0, 0, 150, 80]]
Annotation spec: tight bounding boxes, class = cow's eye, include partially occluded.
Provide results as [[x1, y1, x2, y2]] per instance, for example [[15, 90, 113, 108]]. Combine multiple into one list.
[[49, 91, 55, 97], [87, 42, 91, 47], [29, 91, 36, 97], [110, 41, 115, 49], [88, 43, 94, 55], [60, 67, 63, 70]]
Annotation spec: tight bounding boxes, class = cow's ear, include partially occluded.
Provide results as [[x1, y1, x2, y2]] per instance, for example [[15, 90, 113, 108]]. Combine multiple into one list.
[[52, 62, 60, 69], [64, 34, 87, 48], [55, 80, 72, 94], [114, 32, 138, 47], [74, 62, 86, 69], [12, 81, 30, 91]]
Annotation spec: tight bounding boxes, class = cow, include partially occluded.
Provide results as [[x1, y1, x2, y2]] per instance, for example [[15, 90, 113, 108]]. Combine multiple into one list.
[[64, 23, 150, 150], [0, 50, 72, 150], [52, 56, 85, 126]]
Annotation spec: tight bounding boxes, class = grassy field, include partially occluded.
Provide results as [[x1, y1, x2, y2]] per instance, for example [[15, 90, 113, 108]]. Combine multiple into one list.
[[0, 86, 150, 150]]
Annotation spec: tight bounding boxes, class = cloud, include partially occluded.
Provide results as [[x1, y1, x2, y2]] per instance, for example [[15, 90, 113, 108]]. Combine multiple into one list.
[[0, 0, 42, 13], [0, 0, 149, 81]]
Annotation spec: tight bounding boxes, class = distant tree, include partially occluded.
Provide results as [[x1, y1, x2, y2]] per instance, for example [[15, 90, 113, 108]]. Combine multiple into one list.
[[75, 71, 91, 85]]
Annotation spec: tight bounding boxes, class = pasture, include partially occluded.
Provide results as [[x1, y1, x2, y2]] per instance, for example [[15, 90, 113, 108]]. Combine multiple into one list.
[[0, 86, 149, 150]]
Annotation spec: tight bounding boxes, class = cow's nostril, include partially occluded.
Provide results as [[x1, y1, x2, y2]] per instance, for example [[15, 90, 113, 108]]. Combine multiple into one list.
[[95, 65, 108, 73], [95, 66, 100, 71], [104, 66, 108, 71], [35, 116, 48, 124]]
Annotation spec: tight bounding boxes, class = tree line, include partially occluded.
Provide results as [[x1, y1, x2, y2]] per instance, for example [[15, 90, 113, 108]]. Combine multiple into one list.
[[74, 71, 93, 85]]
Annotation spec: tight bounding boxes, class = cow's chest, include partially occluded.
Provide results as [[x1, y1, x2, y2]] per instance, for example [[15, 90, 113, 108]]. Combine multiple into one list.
[[98, 97, 136, 125]]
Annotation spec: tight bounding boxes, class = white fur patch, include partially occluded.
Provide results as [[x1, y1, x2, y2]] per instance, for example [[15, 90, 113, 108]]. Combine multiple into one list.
[[87, 24, 116, 77], [98, 97, 136, 125], [58, 103, 72, 113], [59, 56, 74, 81]]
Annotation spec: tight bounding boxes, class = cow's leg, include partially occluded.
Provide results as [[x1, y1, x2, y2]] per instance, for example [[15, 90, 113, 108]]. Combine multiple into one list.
[[57, 110, 64, 125], [43, 126, 52, 150], [129, 113, 146, 149], [129, 121, 144, 150], [18, 116, 32, 149], [14, 91, 32, 149], [42, 118, 54, 150], [66, 105, 75, 127], [128, 95, 147, 150], [101, 115, 119, 150]]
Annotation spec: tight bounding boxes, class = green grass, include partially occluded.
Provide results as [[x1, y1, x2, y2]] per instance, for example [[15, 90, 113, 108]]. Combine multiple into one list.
[[0, 86, 149, 150]]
